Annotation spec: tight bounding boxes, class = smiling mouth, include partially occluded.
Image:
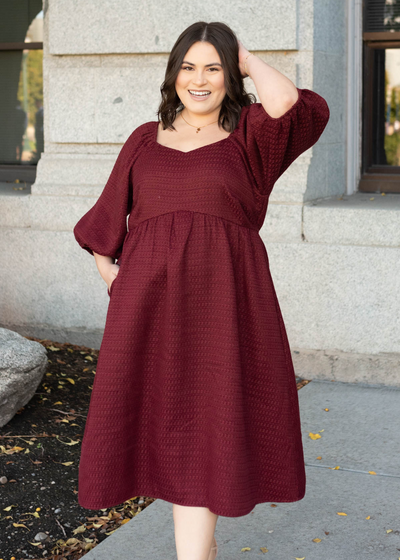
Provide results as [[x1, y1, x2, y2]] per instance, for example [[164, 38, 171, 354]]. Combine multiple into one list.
[[188, 90, 211, 97]]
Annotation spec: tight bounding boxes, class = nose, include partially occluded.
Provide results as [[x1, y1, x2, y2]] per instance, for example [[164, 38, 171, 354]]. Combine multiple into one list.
[[191, 70, 208, 86]]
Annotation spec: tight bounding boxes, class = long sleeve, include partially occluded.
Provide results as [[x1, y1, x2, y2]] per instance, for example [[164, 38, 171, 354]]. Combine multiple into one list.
[[73, 130, 138, 260], [236, 87, 330, 196]]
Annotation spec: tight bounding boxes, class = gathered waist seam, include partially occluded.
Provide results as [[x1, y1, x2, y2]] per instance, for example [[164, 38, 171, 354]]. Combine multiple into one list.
[[128, 210, 259, 233]]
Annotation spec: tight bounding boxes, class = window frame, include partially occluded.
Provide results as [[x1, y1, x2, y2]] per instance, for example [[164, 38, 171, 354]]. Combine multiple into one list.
[[361, 5, 400, 194], [0, 40, 43, 184]]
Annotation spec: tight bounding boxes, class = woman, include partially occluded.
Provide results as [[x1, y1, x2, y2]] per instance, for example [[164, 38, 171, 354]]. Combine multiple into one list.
[[74, 21, 329, 560]]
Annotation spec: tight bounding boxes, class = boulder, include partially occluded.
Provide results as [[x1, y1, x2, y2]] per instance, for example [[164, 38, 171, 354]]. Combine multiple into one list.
[[0, 328, 47, 427]]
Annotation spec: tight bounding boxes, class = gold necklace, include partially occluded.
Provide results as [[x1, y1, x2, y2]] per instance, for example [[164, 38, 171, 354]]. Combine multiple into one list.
[[180, 112, 220, 133]]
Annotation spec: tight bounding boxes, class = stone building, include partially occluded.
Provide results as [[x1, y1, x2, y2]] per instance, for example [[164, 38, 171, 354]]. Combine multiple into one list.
[[1, 1, 399, 385]]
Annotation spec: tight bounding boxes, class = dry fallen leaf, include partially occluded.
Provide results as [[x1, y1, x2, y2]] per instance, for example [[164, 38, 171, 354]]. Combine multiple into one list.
[[72, 524, 86, 535], [337, 512, 347, 516], [316, 456, 322, 460], [56, 437, 80, 446], [368, 471, 376, 475], [13, 522, 28, 529], [366, 516, 371, 520], [66, 537, 80, 545], [309, 433, 321, 440], [324, 408, 329, 411], [386, 529, 393, 533], [66, 378, 75, 384], [241, 547, 251, 551], [61, 461, 74, 466], [312, 537, 322, 543]]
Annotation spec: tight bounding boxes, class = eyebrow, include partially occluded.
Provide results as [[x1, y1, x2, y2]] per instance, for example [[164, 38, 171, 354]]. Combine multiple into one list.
[[182, 60, 222, 67]]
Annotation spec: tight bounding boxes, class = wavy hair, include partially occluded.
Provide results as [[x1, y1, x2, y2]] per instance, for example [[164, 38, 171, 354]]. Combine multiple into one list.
[[156, 21, 256, 133]]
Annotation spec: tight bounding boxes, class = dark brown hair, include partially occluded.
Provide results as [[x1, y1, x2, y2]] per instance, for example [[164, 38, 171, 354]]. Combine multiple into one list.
[[156, 21, 256, 133]]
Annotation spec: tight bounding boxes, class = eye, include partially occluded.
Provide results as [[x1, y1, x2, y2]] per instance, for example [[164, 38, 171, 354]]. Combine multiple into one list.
[[181, 66, 219, 71]]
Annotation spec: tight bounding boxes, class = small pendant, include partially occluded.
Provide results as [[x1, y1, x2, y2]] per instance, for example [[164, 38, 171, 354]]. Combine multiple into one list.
[[196, 128, 200, 133]]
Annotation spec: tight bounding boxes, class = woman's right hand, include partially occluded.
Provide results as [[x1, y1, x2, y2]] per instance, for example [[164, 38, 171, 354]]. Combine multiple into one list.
[[93, 253, 121, 292], [105, 263, 120, 292]]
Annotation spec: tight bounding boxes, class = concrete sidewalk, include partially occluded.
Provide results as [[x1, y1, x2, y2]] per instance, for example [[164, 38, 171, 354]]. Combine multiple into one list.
[[83, 379, 400, 559]]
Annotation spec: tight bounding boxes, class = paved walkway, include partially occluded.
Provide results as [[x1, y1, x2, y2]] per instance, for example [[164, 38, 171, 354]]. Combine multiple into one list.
[[83, 379, 400, 559]]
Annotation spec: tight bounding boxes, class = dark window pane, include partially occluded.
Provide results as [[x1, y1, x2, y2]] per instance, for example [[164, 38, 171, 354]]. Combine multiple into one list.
[[365, 0, 400, 33], [0, 0, 43, 43], [0, 7, 43, 165]]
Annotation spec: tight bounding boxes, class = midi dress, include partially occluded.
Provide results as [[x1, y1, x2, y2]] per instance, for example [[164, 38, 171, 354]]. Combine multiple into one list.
[[73, 86, 330, 517]]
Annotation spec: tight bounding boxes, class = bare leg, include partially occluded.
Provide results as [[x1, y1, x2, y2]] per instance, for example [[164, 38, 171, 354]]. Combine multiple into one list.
[[173, 504, 219, 560]]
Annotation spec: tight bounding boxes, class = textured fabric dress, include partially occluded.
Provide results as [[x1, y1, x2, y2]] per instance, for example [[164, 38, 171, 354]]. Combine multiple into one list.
[[73, 86, 330, 517]]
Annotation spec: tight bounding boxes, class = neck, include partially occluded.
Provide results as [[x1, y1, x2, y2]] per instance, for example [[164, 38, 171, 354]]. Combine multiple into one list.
[[180, 107, 221, 127]]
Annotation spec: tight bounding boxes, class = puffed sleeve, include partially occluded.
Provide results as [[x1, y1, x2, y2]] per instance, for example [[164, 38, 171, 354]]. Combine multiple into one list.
[[73, 130, 137, 260], [237, 87, 330, 196]]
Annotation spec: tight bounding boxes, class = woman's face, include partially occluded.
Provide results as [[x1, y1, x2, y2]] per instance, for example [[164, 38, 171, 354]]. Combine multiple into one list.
[[175, 41, 227, 116]]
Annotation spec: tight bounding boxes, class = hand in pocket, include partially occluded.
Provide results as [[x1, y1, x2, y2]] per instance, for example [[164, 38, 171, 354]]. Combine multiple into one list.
[[106, 263, 120, 293]]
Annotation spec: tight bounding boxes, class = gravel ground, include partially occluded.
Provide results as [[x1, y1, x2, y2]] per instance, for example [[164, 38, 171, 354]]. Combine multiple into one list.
[[0, 336, 310, 560]]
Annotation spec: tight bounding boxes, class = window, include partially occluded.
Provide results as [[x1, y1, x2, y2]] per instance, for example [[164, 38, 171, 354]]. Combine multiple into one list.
[[0, 1, 43, 187], [361, 0, 400, 193]]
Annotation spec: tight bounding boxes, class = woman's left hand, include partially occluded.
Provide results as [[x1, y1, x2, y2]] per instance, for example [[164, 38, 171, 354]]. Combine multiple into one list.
[[237, 39, 252, 78]]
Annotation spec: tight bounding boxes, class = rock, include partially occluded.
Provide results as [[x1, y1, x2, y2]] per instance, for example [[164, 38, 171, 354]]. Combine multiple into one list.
[[0, 476, 7, 484], [0, 328, 47, 427], [34, 532, 48, 542]]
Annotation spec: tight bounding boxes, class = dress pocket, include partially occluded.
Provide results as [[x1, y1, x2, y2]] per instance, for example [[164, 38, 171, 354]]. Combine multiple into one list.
[[107, 263, 122, 297]]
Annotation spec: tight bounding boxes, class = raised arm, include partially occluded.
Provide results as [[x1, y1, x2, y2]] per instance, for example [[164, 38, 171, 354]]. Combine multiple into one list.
[[234, 40, 330, 197], [237, 40, 299, 118]]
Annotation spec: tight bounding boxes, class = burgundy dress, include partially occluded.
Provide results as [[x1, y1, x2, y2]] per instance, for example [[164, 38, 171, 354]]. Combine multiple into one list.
[[73, 87, 330, 517]]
